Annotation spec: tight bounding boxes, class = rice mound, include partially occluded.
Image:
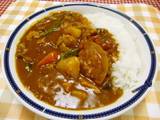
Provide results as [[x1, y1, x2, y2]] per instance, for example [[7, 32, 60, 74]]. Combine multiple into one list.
[[84, 13, 142, 89]]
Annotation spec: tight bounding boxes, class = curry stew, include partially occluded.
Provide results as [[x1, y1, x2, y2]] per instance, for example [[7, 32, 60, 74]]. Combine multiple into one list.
[[16, 11, 123, 110]]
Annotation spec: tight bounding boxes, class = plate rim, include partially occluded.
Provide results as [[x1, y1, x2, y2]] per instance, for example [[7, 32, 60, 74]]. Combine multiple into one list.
[[2, 3, 157, 119]]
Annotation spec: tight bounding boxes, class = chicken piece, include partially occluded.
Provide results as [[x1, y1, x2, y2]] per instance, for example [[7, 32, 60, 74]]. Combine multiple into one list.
[[56, 57, 80, 79], [79, 41, 109, 86]]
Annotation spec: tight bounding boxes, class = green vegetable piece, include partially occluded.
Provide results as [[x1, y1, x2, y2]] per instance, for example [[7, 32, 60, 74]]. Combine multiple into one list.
[[41, 27, 60, 36], [60, 48, 79, 60], [40, 21, 61, 36]]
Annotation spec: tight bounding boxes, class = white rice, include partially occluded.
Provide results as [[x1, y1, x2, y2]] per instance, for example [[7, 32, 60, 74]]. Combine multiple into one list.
[[84, 13, 142, 89]]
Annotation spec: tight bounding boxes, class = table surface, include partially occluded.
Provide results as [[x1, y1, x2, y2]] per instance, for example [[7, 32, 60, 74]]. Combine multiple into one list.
[[0, 0, 160, 16], [0, 0, 160, 120]]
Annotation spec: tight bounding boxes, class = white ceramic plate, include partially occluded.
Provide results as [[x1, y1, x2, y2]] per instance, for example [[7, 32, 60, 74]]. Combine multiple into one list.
[[2, 3, 157, 120]]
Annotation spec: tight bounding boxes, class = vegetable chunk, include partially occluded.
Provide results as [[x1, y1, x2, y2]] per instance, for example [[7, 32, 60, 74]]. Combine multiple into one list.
[[56, 57, 80, 79], [64, 26, 81, 38], [38, 51, 59, 66]]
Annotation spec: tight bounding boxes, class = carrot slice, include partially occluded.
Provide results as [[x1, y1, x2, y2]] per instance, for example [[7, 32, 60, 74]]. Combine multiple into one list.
[[38, 51, 59, 66]]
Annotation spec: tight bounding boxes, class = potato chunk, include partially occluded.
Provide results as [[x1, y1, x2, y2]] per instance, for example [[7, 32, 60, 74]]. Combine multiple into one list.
[[79, 41, 109, 86], [64, 26, 81, 38], [56, 57, 80, 79]]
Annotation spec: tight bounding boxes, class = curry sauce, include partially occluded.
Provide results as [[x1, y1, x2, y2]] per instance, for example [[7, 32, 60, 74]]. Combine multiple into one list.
[[16, 11, 123, 110]]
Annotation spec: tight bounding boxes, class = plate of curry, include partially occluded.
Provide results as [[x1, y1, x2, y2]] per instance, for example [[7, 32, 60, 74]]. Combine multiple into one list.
[[2, 3, 157, 120]]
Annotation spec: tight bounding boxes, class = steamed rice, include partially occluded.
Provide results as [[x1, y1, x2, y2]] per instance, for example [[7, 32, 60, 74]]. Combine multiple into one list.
[[85, 13, 142, 89]]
